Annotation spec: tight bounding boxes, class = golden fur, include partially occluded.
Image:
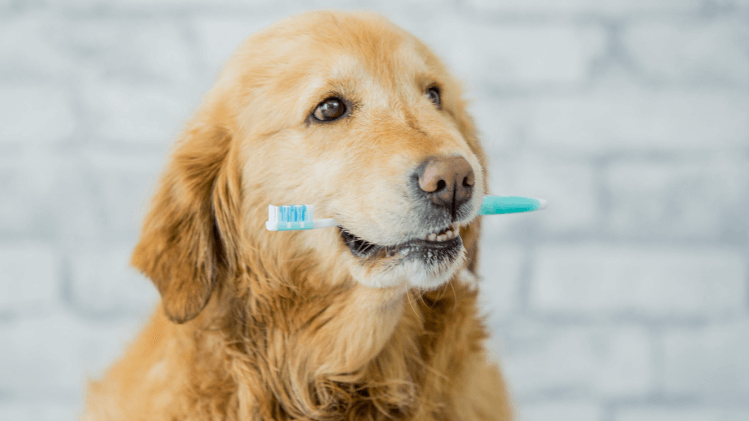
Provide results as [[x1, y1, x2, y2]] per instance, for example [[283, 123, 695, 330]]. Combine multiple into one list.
[[82, 11, 513, 421]]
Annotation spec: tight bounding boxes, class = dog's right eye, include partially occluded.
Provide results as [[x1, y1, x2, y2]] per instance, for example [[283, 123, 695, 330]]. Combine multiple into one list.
[[312, 97, 347, 122]]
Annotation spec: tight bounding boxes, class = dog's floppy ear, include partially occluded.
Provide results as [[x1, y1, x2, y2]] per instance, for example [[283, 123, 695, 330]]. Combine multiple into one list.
[[131, 116, 238, 324]]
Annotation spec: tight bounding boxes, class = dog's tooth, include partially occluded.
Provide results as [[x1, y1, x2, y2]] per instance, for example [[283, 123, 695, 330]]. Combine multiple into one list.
[[428, 233, 437, 241], [438, 234, 446, 242]]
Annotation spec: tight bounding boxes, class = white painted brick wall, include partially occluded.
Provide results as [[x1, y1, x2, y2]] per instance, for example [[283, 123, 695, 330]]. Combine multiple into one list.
[[2, 1, 749, 420], [0, 401, 80, 421], [662, 321, 749, 401], [0, 153, 64, 236], [520, 401, 601, 421], [83, 80, 198, 146], [528, 87, 749, 155], [191, 16, 288, 74], [69, 244, 159, 314], [409, 19, 608, 90], [623, 17, 749, 86], [615, 406, 749, 421], [530, 245, 747, 317], [0, 86, 75, 145], [0, 311, 142, 400], [478, 243, 525, 317], [0, 244, 60, 314], [0, 13, 77, 80], [466, 0, 702, 15], [496, 324, 655, 399], [65, 19, 201, 85], [488, 155, 599, 234], [81, 151, 163, 236], [607, 158, 749, 240]]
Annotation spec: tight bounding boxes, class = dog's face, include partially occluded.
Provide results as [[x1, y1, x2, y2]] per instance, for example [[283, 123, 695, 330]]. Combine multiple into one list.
[[133, 11, 487, 323], [226, 12, 487, 290]]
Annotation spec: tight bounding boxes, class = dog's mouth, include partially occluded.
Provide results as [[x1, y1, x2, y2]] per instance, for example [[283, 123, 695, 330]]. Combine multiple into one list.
[[338, 223, 464, 264]]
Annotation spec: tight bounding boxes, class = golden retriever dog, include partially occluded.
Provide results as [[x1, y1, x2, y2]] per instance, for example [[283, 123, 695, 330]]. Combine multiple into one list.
[[82, 10, 513, 421]]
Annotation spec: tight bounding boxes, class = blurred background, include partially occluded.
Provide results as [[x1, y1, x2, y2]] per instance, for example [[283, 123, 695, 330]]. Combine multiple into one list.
[[1, 0, 748, 420]]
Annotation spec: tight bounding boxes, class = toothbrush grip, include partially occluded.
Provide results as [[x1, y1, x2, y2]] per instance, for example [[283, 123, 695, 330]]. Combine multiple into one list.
[[479, 196, 547, 215]]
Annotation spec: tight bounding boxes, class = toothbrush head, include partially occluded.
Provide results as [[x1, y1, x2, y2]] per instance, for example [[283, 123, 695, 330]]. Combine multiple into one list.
[[266, 204, 315, 231]]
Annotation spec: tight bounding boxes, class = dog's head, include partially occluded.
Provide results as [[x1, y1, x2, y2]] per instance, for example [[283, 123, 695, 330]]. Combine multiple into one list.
[[132, 11, 487, 323]]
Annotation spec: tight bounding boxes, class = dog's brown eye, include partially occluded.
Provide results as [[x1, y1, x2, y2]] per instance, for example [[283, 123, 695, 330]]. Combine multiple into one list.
[[426, 87, 440, 108], [312, 97, 346, 122]]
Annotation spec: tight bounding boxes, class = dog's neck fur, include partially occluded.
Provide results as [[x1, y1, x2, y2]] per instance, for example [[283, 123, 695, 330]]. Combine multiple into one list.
[[185, 267, 484, 420]]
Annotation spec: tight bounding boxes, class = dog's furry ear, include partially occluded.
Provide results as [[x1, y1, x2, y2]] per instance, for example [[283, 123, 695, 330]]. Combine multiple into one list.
[[131, 118, 238, 324]]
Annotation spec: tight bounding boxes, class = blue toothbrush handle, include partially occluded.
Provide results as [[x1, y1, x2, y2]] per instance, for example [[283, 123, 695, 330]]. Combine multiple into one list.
[[479, 195, 548, 215]]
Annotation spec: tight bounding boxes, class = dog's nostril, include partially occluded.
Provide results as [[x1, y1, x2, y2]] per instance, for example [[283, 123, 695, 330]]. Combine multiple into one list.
[[463, 169, 475, 188], [435, 180, 447, 192], [463, 171, 476, 187]]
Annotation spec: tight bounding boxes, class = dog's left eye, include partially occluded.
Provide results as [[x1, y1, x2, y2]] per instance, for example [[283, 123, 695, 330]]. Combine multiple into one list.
[[426, 87, 440, 108], [312, 97, 347, 122]]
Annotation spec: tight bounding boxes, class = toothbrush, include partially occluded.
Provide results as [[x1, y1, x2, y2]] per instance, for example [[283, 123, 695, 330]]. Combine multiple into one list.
[[266, 195, 547, 231]]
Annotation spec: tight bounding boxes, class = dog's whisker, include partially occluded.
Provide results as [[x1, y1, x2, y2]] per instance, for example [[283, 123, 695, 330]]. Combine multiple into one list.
[[405, 284, 425, 322], [417, 290, 431, 309], [447, 280, 458, 311]]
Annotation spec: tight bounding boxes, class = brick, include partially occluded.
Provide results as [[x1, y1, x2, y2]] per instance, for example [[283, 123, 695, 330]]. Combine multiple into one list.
[[521, 401, 602, 421], [615, 406, 749, 421], [487, 155, 599, 234], [0, 401, 81, 421], [83, 79, 197, 145], [468, 97, 528, 155], [411, 18, 606, 89], [61, 18, 199, 85], [82, 151, 163, 236], [0, 85, 75, 145], [477, 243, 524, 317], [529, 88, 749, 155], [530, 245, 747, 317], [663, 321, 749, 402], [70, 244, 159, 314], [0, 153, 61, 236], [0, 151, 111, 242], [53, 155, 110, 243], [720, 0, 749, 11], [624, 17, 749, 86], [364, 0, 457, 23], [70, 0, 275, 11], [607, 158, 749, 241], [0, 310, 142, 399], [0, 13, 75, 80], [0, 244, 60, 313], [494, 323, 654, 398], [467, 0, 701, 15], [191, 15, 286, 75]]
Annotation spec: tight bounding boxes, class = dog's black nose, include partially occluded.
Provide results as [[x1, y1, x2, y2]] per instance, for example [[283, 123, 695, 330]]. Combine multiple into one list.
[[416, 156, 474, 218]]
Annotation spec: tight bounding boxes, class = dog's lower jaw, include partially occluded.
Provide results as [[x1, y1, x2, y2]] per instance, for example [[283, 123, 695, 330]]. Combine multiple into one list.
[[350, 244, 468, 291]]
